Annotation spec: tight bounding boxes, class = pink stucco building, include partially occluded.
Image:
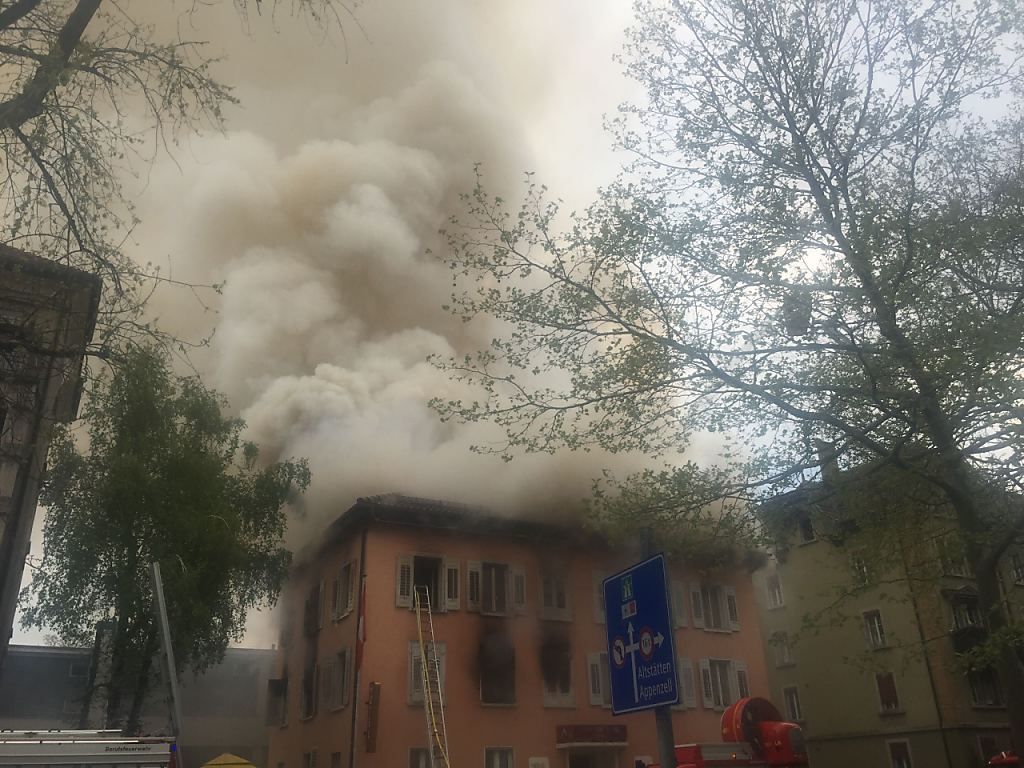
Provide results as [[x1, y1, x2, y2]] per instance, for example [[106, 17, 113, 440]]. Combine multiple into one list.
[[266, 494, 769, 768]]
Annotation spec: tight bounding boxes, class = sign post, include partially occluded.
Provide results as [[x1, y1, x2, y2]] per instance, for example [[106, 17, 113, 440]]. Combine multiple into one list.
[[603, 554, 677, 768]]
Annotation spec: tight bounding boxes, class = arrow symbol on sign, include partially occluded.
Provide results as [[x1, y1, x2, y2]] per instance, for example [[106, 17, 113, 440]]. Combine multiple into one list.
[[626, 622, 640, 702], [654, 632, 664, 648]]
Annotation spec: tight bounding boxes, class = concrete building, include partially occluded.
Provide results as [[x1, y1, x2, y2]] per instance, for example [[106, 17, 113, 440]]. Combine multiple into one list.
[[266, 494, 772, 768], [0, 643, 275, 768], [754, 488, 1023, 768], [0, 244, 101, 669]]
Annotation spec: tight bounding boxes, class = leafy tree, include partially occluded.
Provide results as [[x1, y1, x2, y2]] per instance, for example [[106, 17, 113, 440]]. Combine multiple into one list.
[[22, 346, 310, 733], [0, 0, 353, 354], [435, 0, 1024, 741]]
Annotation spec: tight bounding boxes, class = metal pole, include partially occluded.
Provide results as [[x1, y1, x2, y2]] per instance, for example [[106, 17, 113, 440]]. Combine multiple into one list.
[[150, 562, 185, 768], [642, 527, 676, 768]]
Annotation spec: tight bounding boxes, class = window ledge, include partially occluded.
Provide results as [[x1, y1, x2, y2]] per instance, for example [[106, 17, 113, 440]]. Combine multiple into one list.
[[869, 645, 891, 652], [971, 703, 1006, 710], [543, 699, 576, 709], [798, 539, 818, 547], [775, 662, 796, 669], [703, 627, 732, 634], [766, 604, 786, 611], [878, 709, 905, 717], [480, 701, 517, 708]]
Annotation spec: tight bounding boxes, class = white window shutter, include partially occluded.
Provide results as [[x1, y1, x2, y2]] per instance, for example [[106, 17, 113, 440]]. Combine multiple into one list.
[[725, 586, 740, 631], [690, 584, 705, 629], [681, 658, 697, 709], [318, 581, 326, 629], [408, 642, 423, 703], [344, 648, 354, 707], [593, 572, 607, 624], [330, 576, 340, 619], [672, 655, 685, 710], [512, 566, 526, 614], [346, 563, 357, 614], [734, 660, 749, 701], [467, 561, 482, 611], [396, 555, 413, 609], [587, 653, 603, 705], [599, 652, 612, 706], [445, 559, 460, 611], [699, 658, 713, 709], [672, 580, 688, 628]]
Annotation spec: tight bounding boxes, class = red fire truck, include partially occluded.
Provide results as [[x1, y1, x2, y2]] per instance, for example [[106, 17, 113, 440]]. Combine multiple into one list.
[[653, 697, 809, 768]]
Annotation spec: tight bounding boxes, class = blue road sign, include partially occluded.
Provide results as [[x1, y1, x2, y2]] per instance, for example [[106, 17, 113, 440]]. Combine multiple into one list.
[[602, 554, 678, 714]]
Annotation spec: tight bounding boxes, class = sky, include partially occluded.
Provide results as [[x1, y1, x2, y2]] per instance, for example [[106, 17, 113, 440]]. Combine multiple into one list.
[[15, 0, 647, 646]]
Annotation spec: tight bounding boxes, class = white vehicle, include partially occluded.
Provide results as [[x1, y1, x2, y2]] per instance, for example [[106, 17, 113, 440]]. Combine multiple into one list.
[[0, 730, 177, 768]]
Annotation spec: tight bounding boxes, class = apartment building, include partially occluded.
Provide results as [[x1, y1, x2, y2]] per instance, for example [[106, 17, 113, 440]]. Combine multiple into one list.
[[0, 244, 100, 670], [266, 494, 771, 768], [754, 491, 1024, 768]]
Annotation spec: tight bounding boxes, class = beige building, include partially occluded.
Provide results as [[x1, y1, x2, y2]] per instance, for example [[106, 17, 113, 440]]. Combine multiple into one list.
[[754, 494, 1023, 768], [0, 244, 100, 670]]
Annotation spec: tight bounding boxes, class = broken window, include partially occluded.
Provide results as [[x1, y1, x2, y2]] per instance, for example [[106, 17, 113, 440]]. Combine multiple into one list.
[[540, 632, 572, 705], [300, 657, 318, 719], [304, 582, 324, 636], [541, 573, 571, 621], [480, 629, 516, 704], [396, 554, 446, 609]]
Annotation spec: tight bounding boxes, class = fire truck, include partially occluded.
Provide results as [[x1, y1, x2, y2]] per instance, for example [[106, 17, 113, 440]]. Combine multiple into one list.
[[653, 697, 809, 768], [0, 730, 177, 768]]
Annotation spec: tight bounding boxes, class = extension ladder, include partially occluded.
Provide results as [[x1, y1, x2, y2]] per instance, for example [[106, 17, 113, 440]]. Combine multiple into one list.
[[414, 585, 451, 768]]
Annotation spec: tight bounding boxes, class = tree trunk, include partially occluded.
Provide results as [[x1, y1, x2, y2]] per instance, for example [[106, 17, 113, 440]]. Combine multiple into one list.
[[104, 612, 130, 731], [124, 627, 158, 736]]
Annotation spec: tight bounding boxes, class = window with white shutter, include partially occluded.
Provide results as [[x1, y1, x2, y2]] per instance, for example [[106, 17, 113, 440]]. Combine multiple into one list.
[[699, 658, 713, 708], [725, 586, 740, 631], [512, 566, 527, 614], [587, 652, 612, 707], [681, 657, 697, 708], [593, 572, 609, 624], [690, 584, 705, 628], [672, 581, 688, 628], [408, 641, 446, 704], [733, 660, 749, 701]]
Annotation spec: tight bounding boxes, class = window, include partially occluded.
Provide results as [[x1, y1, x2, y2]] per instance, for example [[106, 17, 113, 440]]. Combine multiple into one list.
[[783, 686, 802, 721], [798, 518, 816, 544], [409, 749, 430, 768], [952, 598, 982, 630], [699, 659, 732, 709], [887, 740, 912, 768], [267, 675, 288, 725], [968, 668, 1003, 706], [485, 748, 514, 768], [863, 610, 887, 649], [587, 652, 612, 707], [938, 537, 972, 577], [68, 660, 88, 679], [876, 671, 901, 713], [300, 660, 318, 719], [302, 752, 316, 768], [540, 635, 572, 706], [480, 630, 515, 704], [304, 582, 324, 635], [330, 754, 341, 768], [396, 555, 448, 609], [773, 632, 794, 667], [701, 585, 725, 630], [674, 657, 697, 709], [321, 648, 351, 710], [333, 561, 355, 619], [851, 555, 869, 585], [409, 641, 447, 704], [766, 573, 785, 609], [1012, 553, 1024, 585], [671, 581, 688, 628], [541, 573, 571, 620], [482, 562, 509, 615]]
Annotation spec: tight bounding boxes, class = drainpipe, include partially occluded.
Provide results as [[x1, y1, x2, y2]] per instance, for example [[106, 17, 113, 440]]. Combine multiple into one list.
[[349, 525, 368, 768], [899, 535, 954, 768]]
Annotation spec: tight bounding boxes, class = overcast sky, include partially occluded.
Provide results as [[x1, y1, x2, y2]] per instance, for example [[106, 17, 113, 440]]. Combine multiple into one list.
[[16, 0, 645, 646]]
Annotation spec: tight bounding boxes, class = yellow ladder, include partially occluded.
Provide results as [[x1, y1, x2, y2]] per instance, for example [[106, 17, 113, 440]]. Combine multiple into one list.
[[414, 585, 451, 768]]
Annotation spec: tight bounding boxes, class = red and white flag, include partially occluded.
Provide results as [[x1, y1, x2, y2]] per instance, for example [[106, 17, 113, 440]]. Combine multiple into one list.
[[355, 576, 367, 669]]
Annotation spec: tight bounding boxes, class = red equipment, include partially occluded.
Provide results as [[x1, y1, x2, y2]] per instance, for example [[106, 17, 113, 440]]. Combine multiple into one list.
[[988, 752, 1019, 767], [653, 697, 809, 768]]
